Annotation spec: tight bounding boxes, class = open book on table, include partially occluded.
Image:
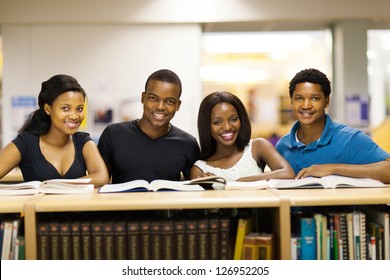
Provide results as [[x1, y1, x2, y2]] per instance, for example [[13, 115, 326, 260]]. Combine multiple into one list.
[[0, 178, 94, 195], [267, 175, 386, 189], [223, 175, 386, 190], [98, 175, 227, 193]]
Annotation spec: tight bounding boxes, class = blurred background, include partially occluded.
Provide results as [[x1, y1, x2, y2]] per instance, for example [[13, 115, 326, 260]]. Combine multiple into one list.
[[1, 0, 390, 152]]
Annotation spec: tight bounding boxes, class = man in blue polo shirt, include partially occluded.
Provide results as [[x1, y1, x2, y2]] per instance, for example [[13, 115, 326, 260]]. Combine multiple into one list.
[[276, 68, 390, 183]]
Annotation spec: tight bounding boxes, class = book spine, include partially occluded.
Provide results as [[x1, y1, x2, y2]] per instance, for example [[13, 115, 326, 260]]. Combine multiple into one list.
[[359, 212, 367, 260], [242, 235, 257, 260], [370, 235, 376, 260], [91, 221, 104, 260], [71, 221, 81, 260], [353, 212, 361, 260], [219, 217, 231, 260], [161, 220, 174, 260], [126, 220, 140, 260], [17, 236, 25, 260], [346, 213, 354, 260], [113, 221, 127, 260], [257, 235, 273, 260], [49, 222, 60, 260], [333, 213, 340, 260], [80, 221, 92, 260], [300, 217, 316, 260], [59, 221, 72, 260], [173, 219, 186, 260], [102, 221, 115, 260], [233, 217, 254, 260], [290, 235, 299, 260], [36, 222, 50, 260], [139, 220, 151, 260], [1, 221, 13, 260], [185, 219, 198, 260], [339, 213, 348, 260], [0, 221, 4, 256], [327, 214, 334, 260], [197, 218, 209, 260], [150, 220, 162, 260], [383, 212, 389, 260], [11, 219, 21, 260], [313, 213, 323, 260], [208, 218, 220, 260]]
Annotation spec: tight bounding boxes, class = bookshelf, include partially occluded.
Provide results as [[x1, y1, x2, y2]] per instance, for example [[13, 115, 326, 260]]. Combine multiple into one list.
[[27, 190, 285, 260], [2, 187, 390, 260]]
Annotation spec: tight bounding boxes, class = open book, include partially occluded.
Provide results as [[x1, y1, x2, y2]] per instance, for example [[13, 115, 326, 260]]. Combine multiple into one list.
[[98, 176, 227, 193], [0, 178, 94, 195], [223, 175, 387, 190], [267, 175, 386, 189]]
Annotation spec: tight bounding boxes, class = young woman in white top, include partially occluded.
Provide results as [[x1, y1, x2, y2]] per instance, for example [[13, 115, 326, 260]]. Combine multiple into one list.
[[190, 91, 294, 186]]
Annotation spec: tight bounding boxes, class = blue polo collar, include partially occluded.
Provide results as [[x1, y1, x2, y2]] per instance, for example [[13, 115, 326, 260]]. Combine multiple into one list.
[[289, 114, 334, 149]]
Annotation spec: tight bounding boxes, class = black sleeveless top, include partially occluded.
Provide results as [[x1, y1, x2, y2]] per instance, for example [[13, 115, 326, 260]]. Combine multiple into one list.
[[12, 131, 92, 181]]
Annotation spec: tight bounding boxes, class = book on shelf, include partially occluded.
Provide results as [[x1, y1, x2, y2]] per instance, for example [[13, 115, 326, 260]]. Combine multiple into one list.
[[59, 221, 72, 260], [290, 235, 301, 260], [113, 221, 127, 260], [208, 217, 220, 260], [363, 208, 389, 260], [161, 220, 174, 260], [126, 220, 140, 260], [292, 215, 316, 260], [267, 175, 386, 189], [37, 222, 50, 260], [0, 178, 94, 195], [1, 220, 13, 260], [233, 217, 254, 260], [49, 222, 60, 260], [97, 176, 227, 193], [242, 232, 274, 260]]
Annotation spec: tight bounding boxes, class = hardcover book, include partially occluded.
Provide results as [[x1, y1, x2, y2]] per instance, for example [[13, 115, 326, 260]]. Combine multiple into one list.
[[242, 232, 274, 260], [233, 217, 254, 260], [208, 218, 220, 260], [173, 219, 186, 260], [49, 222, 60, 260], [292, 215, 316, 260], [113, 221, 127, 260], [161, 220, 174, 260], [80, 221, 92, 260], [70, 221, 82, 260], [59, 221, 72, 260], [37, 222, 50, 260], [126, 220, 140, 260]]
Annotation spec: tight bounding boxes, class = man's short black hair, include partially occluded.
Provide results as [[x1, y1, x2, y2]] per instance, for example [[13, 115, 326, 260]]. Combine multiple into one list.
[[289, 68, 331, 98]]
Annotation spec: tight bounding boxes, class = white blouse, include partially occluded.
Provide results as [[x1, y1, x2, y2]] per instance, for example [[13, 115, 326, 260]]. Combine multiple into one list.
[[194, 140, 262, 189]]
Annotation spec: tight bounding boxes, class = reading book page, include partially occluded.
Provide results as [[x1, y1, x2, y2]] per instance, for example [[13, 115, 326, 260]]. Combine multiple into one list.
[[39, 178, 94, 194], [224, 180, 269, 190], [0, 178, 94, 195], [320, 175, 385, 188], [98, 179, 205, 193], [0, 181, 41, 195], [268, 175, 386, 189]]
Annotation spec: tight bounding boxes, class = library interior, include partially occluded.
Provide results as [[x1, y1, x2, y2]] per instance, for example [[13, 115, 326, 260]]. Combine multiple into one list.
[[1, 0, 390, 261]]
